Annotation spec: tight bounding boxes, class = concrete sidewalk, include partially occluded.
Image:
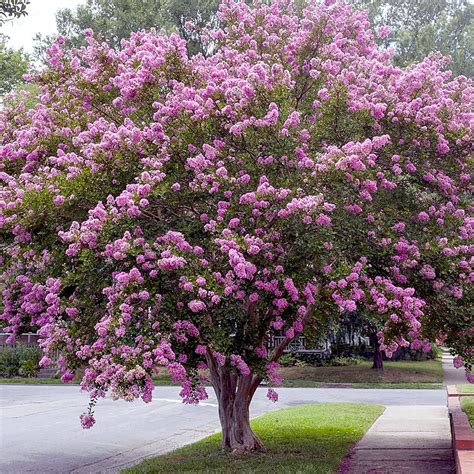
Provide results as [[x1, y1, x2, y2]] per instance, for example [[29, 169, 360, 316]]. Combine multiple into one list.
[[339, 405, 454, 473], [340, 351, 461, 473], [442, 349, 467, 386]]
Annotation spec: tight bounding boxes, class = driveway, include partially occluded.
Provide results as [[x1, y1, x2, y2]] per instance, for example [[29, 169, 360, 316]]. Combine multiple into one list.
[[0, 385, 446, 473]]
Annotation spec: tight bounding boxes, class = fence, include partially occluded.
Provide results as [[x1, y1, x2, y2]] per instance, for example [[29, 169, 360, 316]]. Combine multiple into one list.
[[0, 332, 60, 368], [0, 332, 41, 348], [269, 335, 330, 356]]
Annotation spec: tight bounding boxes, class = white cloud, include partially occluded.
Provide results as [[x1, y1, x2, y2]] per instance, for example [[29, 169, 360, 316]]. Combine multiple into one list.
[[1, 0, 86, 52]]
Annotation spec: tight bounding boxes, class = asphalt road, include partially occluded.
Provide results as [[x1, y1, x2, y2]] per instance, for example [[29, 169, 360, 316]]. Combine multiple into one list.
[[0, 385, 446, 473]]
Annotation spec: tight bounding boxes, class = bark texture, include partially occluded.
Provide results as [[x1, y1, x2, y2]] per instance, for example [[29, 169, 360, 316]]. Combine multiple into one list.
[[206, 352, 265, 452], [371, 334, 384, 370]]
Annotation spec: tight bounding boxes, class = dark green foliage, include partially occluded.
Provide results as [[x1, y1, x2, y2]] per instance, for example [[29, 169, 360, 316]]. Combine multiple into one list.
[[0, 346, 20, 376], [2, 82, 40, 108], [278, 353, 309, 367], [0, 34, 29, 96], [0, 0, 29, 25], [327, 356, 363, 367], [33, 0, 219, 61], [19, 358, 39, 377], [33, 0, 473, 77], [161, 0, 220, 56], [0, 344, 42, 377]]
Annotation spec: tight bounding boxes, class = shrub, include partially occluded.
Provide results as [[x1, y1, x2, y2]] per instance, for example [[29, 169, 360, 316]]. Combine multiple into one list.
[[329, 341, 372, 359], [19, 358, 40, 377], [391, 344, 442, 361], [292, 352, 330, 366], [327, 356, 363, 367], [18, 345, 41, 376], [0, 344, 41, 377], [0, 346, 20, 377], [278, 354, 299, 367]]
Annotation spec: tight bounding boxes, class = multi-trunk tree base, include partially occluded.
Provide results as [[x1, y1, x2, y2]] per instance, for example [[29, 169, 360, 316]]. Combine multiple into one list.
[[207, 354, 266, 453]]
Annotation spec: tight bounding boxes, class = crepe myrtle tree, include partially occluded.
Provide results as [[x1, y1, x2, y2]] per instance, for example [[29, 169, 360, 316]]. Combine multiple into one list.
[[0, 0, 472, 452]]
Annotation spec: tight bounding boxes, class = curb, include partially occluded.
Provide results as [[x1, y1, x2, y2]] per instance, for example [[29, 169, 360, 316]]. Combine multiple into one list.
[[446, 385, 474, 473]]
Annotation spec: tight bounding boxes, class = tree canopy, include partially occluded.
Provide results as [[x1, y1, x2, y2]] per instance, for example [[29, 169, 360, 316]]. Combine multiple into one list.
[[353, 0, 474, 78], [0, 0, 29, 25], [33, 0, 220, 59], [0, 34, 29, 96], [33, 0, 474, 78], [1, 0, 472, 452]]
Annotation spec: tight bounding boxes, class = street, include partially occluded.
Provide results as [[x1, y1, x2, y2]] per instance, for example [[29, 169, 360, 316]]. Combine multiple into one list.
[[0, 384, 446, 473]]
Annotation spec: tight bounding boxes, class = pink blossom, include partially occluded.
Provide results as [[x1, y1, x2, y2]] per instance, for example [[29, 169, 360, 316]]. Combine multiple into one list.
[[267, 388, 278, 402], [80, 413, 95, 429], [188, 300, 206, 313]]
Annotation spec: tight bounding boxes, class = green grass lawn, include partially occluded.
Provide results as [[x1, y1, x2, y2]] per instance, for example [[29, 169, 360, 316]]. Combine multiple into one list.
[[123, 403, 384, 474], [458, 385, 474, 429], [278, 360, 443, 388], [0, 360, 443, 388], [461, 398, 474, 429], [0, 377, 68, 384], [458, 384, 474, 394], [0, 372, 175, 385], [280, 360, 443, 388]]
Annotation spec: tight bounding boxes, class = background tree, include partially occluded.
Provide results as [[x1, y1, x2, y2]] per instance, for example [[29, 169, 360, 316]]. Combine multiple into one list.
[[1, 0, 472, 453], [352, 0, 474, 77], [1, 82, 39, 109], [34, 0, 168, 59], [0, 34, 29, 96], [33, 0, 474, 78], [160, 0, 220, 56], [330, 312, 384, 369], [0, 0, 29, 25], [33, 0, 219, 60]]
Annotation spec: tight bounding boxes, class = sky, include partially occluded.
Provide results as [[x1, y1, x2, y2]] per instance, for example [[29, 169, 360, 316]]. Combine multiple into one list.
[[1, 0, 86, 53]]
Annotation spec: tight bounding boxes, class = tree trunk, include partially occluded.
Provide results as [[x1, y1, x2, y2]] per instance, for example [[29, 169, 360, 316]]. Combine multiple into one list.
[[371, 334, 384, 370], [372, 346, 383, 369], [217, 378, 265, 452], [206, 353, 265, 452]]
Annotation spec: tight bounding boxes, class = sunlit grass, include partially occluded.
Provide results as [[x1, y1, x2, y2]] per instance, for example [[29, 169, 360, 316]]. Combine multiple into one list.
[[123, 403, 384, 474]]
